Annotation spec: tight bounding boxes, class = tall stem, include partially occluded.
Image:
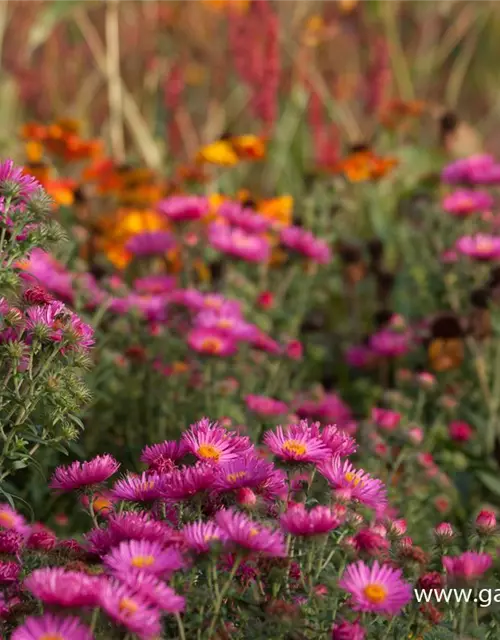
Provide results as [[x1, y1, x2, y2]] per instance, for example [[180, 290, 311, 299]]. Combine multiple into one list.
[[105, 0, 125, 161]]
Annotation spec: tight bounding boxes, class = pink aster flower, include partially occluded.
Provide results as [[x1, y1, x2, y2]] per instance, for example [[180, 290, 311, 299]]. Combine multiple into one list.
[[125, 230, 176, 256], [24, 568, 100, 607], [318, 457, 388, 512], [182, 520, 227, 553], [104, 539, 185, 578], [245, 394, 288, 416], [218, 201, 271, 233], [140, 440, 188, 472], [449, 420, 473, 442], [182, 419, 242, 464], [0, 530, 23, 554], [321, 424, 357, 457], [85, 527, 118, 556], [213, 455, 276, 493], [339, 560, 412, 615], [332, 619, 366, 640], [161, 464, 216, 501], [0, 504, 29, 537], [116, 570, 185, 613], [352, 528, 390, 556], [345, 344, 374, 368], [158, 194, 208, 221], [0, 561, 20, 583], [280, 226, 331, 264], [188, 327, 237, 357], [442, 189, 493, 216], [369, 328, 411, 357], [264, 421, 330, 464], [19, 249, 74, 302], [371, 408, 401, 431], [280, 504, 342, 537], [441, 154, 496, 184], [98, 579, 162, 640], [194, 310, 258, 341], [215, 508, 286, 557], [11, 614, 92, 640], [134, 274, 177, 295], [476, 510, 497, 535], [50, 454, 120, 492], [111, 472, 167, 502], [456, 233, 500, 260], [107, 512, 175, 546], [443, 551, 493, 581], [208, 222, 271, 263], [0, 159, 41, 200]]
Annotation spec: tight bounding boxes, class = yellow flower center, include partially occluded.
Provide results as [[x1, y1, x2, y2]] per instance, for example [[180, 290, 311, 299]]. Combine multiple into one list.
[[0, 512, 15, 527], [282, 439, 307, 457], [477, 238, 493, 253], [40, 635, 64, 640], [218, 318, 234, 329], [119, 597, 139, 614], [249, 528, 259, 537], [131, 555, 155, 568], [140, 481, 155, 491], [204, 533, 219, 542], [344, 472, 363, 487], [198, 444, 221, 461], [458, 196, 473, 209], [227, 471, 247, 483], [93, 496, 112, 513], [363, 583, 388, 604], [200, 337, 223, 354]]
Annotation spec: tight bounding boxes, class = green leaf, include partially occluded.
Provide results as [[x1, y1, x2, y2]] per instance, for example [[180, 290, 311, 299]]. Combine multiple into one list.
[[28, 1, 85, 54], [477, 470, 500, 496]]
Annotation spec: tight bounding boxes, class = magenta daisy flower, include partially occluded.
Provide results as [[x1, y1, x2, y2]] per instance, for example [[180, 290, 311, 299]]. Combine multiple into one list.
[[50, 454, 120, 492], [441, 154, 495, 184], [442, 189, 493, 216], [208, 222, 271, 263], [280, 504, 342, 537], [188, 327, 237, 357], [0, 561, 20, 584], [125, 230, 176, 257], [116, 569, 185, 613], [158, 194, 208, 222], [321, 425, 357, 457], [456, 234, 500, 260], [24, 568, 101, 607], [107, 512, 175, 546], [213, 455, 276, 494], [98, 579, 161, 640], [245, 394, 288, 416], [318, 457, 387, 511], [0, 160, 41, 200], [0, 504, 30, 537], [218, 201, 271, 233], [194, 310, 258, 342], [264, 422, 330, 464], [11, 614, 92, 640], [443, 551, 493, 581], [0, 530, 23, 554], [182, 520, 227, 553], [339, 560, 412, 615], [332, 619, 366, 640], [111, 472, 167, 502], [215, 508, 286, 557], [280, 226, 331, 264], [85, 527, 118, 556], [182, 419, 242, 464], [104, 539, 185, 577], [161, 464, 216, 501], [140, 440, 188, 472]]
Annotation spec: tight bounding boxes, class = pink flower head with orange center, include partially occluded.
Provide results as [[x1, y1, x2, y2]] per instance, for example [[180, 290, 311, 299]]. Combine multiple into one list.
[[182, 520, 227, 553], [245, 394, 288, 416], [111, 472, 167, 502], [194, 310, 258, 342], [24, 568, 101, 608], [115, 570, 185, 613], [318, 457, 387, 512], [50, 454, 120, 492], [212, 455, 276, 494], [140, 440, 188, 472], [443, 551, 493, 582], [456, 233, 500, 260], [215, 508, 286, 557], [442, 189, 493, 216], [280, 226, 331, 264], [280, 504, 342, 537], [339, 560, 412, 615], [104, 539, 185, 578], [98, 579, 161, 640], [182, 418, 244, 464], [208, 222, 271, 263], [188, 327, 237, 356], [264, 421, 330, 464], [161, 464, 216, 501], [0, 504, 30, 537], [11, 614, 93, 640]]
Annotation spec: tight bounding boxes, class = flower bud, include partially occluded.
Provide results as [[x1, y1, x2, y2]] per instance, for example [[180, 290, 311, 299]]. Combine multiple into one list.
[[476, 510, 497, 535]]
